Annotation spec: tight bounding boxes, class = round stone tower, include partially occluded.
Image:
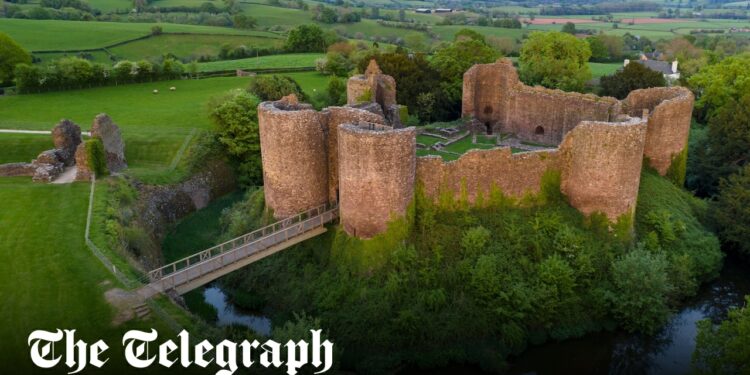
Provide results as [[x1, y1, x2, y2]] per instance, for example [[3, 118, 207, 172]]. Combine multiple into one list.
[[559, 117, 648, 222], [338, 122, 416, 238], [258, 95, 329, 219]]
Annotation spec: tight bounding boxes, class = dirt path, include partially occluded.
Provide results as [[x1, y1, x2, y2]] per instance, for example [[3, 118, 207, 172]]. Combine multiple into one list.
[[52, 166, 77, 184]]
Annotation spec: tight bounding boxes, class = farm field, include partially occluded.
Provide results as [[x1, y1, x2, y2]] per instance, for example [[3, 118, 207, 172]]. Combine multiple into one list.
[[590, 62, 622, 78], [240, 3, 313, 28], [197, 53, 323, 72], [0, 178, 191, 373], [0, 18, 277, 51], [88, 0, 132, 12], [432, 25, 526, 42], [109, 34, 284, 61]]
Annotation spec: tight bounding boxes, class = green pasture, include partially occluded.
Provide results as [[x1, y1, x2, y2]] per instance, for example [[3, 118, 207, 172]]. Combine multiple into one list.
[[489, 5, 540, 14], [88, 0, 133, 12], [590, 62, 622, 78], [197, 53, 322, 71], [0, 178, 192, 373], [241, 3, 312, 28], [0, 18, 273, 51], [109, 34, 284, 61], [432, 25, 527, 42], [0, 133, 53, 164], [0, 72, 329, 180]]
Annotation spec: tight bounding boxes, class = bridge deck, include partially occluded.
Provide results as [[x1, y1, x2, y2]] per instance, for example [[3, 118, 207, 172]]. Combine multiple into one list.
[[138, 204, 338, 299]]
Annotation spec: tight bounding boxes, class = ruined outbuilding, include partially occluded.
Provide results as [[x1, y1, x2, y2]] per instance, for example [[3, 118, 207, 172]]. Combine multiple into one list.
[[258, 59, 695, 239]]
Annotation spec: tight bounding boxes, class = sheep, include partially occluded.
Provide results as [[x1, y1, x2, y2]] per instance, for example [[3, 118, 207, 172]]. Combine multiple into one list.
[[153, 89, 159, 94], [170, 86, 176, 91]]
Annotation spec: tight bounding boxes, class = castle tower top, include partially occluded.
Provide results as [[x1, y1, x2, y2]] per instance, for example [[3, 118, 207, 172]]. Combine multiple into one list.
[[280, 93, 299, 106], [365, 59, 382, 76]]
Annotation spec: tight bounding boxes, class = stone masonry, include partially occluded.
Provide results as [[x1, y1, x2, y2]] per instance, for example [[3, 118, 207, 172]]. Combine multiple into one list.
[[91, 113, 127, 172], [258, 60, 695, 238]]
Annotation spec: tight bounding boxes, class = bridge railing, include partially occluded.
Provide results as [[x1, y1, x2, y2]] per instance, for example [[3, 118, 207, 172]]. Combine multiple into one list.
[[144, 203, 338, 284]]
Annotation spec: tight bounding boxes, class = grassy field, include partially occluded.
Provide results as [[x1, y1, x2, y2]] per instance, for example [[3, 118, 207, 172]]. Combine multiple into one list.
[[590, 62, 622, 78], [109, 34, 284, 61], [0, 134, 53, 164], [197, 53, 322, 72], [33, 51, 113, 64], [0, 19, 277, 51], [88, 0, 133, 12], [240, 3, 313, 28], [0, 72, 329, 180], [432, 25, 527, 42], [0, 178, 190, 373]]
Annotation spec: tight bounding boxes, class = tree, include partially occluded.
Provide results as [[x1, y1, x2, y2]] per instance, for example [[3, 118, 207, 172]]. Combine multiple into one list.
[[688, 53, 750, 121], [587, 35, 609, 61], [519, 31, 592, 92], [0, 32, 32, 86], [209, 90, 262, 186], [713, 165, 750, 256], [233, 14, 256, 29], [600, 62, 666, 99], [248, 75, 305, 101], [606, 248, 672, 333], [317, 52, 353, 77], [454, 28, 485, 44], [285, 24, 328, 52], [561, 21, 577, 34], [430, 37, 499, 117], [693, 296, 750, 374]]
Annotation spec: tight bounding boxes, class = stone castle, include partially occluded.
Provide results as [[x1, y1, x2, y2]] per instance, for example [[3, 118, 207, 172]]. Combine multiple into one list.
[[258, 59, 694, 239]]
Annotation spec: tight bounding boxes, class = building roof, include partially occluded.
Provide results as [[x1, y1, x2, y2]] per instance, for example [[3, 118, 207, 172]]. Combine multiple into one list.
[[634, 60, 675, 75]]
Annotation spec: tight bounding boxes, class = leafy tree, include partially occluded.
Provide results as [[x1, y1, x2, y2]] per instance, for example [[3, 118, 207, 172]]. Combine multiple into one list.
[[688, 53, 750, 121], [233, 14, 257, 29], [519, 31, 592, 92], [325, 76, 347, 105], [317, 51, 353, 76], [431, 38, 499, 117], [454, 28, 485, 43], [209, 90, 262, 186], [355, 51, 446, 121], [285, 24, 330, 52], [713, 165, 750, 256], [600, 61, 666, 99], [693, 296, 750, 374], [248, 75, 305, 101], [587, 34, 624, 61], [0, 32, 32, 86], [150, 25, 162, 36], [561, 21, 577, 34], [688, 94, 750, 197], [606, 248, 672, 333], [587, 35, 609, 61]]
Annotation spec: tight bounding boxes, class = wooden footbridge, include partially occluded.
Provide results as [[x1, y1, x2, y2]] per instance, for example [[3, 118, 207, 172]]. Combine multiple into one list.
[[138, 204, 338, 299]]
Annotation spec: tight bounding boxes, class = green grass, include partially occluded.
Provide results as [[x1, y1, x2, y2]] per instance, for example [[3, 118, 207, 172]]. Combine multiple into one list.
[[416, 134, 444, 147], [590, 62, 622, 79], [109, 34, 284, 61], [0, 18, 274, 51], [442, 135, 495, 154], [0, 77, 254, 132], [197, 53, 323, 72], [432, 25, 527, 42], [0, 178, 190, 373], [0, 72, 329, 182], [88, 0, 133, 12], [240, 3, 312, 28], [0, 133, 53, 163]]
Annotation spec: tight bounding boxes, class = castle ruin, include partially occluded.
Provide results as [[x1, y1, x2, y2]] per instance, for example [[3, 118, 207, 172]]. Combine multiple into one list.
[[258, 59, 694, 239]]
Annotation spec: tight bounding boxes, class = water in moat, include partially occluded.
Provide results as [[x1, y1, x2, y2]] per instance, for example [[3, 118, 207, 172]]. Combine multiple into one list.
[[202, 286, 272, 336], [200, 256, 750, 374]]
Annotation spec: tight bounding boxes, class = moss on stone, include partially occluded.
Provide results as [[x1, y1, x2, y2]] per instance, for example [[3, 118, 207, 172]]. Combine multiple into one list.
[[665, 147, 688, 187]]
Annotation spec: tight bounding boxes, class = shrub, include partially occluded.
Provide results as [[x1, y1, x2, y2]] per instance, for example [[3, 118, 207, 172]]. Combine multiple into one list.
[[606, 248, 672, 333], [693, 296, 750, 374], [714, 165, 750, 257], [248, 75, 305, 101], [85, 138, 108, 177], [600, 62, 666, 99]]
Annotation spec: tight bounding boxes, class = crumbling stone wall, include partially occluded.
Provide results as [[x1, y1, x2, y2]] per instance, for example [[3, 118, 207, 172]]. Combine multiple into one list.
[[0, 163, 35, 177], [322, 106, 386, 203], [258, 95, 330, 219], [52, 119, 82, 166], [347, 60, 397, 111], [622, 87, 694, 175], [462, 59, 620, 145], [416, 148, 560, 202], [91, 113, 127, 172], [338, 123, 416, 238], [559, 117, 648, 221], [74, 142, 92, 181]]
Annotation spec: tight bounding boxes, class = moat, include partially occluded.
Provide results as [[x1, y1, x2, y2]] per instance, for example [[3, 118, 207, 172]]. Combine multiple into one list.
[[195, 255, 750, 374]]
